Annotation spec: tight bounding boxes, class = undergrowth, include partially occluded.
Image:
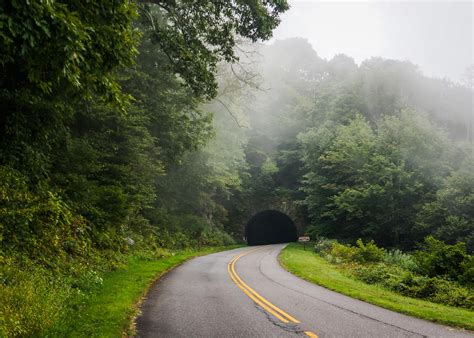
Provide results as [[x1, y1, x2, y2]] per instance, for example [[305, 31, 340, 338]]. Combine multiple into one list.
[[313, 237, 473, 309]]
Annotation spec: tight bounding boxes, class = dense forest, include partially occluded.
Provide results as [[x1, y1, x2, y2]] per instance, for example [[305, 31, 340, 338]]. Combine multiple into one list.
[[236, 39, 473, 251], [0, 1, 288, 262], [0, 1, 473, 335]]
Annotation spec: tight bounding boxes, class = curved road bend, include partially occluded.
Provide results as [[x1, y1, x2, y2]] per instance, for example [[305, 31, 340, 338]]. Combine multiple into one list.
[[136, 244, 473, 337]]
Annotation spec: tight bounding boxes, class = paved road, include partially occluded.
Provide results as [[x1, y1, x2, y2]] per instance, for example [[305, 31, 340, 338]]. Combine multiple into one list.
[[136, 244, 473, 337]]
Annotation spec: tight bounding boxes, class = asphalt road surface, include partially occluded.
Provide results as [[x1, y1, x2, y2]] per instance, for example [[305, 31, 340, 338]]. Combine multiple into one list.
[[136, 244, 473, 337]]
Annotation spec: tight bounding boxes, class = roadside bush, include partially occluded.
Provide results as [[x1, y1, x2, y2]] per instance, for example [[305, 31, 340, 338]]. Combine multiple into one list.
[[313, 237, 337, 254], [0, 260, 73, 337], [353, 262, 473, 309], [395, 272, 436, 298], [317, 237, 474, 309], [326, 242, 357, 263], [69, 268, 104, 292], [196, 225, 235, 247], [460, 256, 474, 286], [428, 278, 473, 309], [0, 166, 91, 267], [146, 211, 235, 250], [354, 263, 405, 285], [321, 239, 385, 264], [415, 236, 471, 283], [398, 274, 473, 309], [353, 239, 385, 263], [384, 249, 418, 271]]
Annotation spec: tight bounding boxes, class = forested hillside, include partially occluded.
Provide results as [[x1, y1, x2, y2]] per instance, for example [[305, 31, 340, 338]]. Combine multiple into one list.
[[1, 1, 473, 336], [1, 1, 287, 259], [234, 38, 473, 251]]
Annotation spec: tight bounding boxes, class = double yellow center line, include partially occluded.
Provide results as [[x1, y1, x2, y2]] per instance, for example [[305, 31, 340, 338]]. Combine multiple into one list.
[[227, 248, 318, 338]]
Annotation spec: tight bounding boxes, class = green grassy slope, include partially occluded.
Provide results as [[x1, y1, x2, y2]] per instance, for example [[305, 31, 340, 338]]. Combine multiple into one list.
[[49, 246, 241, 337], [280, 243, 474, 331]]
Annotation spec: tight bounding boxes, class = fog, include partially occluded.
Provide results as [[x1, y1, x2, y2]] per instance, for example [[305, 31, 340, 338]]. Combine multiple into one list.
[[271, 0, 473, 84], [210, 5, 474, 249]]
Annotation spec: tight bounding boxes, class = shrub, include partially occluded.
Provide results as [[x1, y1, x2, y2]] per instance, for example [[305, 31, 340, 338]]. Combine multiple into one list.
[[198, 226, 236, 247], [415, 236, 470, 282], [0, 260, 72, 337], [70, 269, 104, 292], [313, 237, 473, 309], [327, 242, 357, 262], [395, 273, 435, 298], [428, 278, 473, 309], [398, 275, 473, 309], [0, 166, 91, 266], [460, 256, 474, 286], [384, 249, 418, 271], [353, 239, 385, 263], [317, 239, 385, 264], [313, 237, 337, 254], [352, 262, 473, 309], [354, 263, 404, 285]]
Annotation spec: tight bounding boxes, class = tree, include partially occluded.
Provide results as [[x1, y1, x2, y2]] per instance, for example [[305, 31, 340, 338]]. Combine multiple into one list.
[[417, 147, 474, 251], [140, 0, 289, 99], [300, 111, 453, 247], [0, 0, 140, 179]]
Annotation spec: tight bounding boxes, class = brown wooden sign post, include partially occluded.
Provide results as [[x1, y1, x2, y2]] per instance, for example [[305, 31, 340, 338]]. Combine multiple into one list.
[[298, 236, 310, 250]]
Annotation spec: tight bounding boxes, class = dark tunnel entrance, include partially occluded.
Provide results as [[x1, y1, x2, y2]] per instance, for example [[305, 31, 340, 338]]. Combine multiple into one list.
[[244, 210, 298, 245]]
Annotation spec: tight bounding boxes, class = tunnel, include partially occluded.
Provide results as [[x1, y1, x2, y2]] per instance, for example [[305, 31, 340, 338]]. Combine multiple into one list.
[[244, 210, 298, 245]]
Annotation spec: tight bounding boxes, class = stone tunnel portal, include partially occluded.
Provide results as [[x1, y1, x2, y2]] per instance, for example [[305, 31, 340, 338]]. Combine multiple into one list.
[[244, 210, 298, 245]]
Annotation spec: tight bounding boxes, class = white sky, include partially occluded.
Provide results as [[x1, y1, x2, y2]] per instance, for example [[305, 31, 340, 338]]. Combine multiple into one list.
[[271, 0, 474, 83]]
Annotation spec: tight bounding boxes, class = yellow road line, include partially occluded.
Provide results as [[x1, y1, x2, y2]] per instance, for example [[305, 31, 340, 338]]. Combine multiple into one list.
[[229, 251, 300, 323], [227, 263, 291, 323], [227, 247, 318, 338]]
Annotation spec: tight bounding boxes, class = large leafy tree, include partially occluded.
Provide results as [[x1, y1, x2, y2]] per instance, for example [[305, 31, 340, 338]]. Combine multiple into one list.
[[417, 147, 474, 251], [141, 0, 289, 99], [0, 0, 140, 179], [0, 0, 139, 100]]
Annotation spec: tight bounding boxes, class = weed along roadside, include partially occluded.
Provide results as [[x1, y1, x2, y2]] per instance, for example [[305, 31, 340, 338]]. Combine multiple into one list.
[[279, 242, 474, 331], [37, 246, 241, 337]]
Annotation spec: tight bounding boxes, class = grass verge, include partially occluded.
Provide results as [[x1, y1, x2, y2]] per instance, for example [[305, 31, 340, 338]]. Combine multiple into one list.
[[280, 243, 474, 331], [49, 245, 242, 337]]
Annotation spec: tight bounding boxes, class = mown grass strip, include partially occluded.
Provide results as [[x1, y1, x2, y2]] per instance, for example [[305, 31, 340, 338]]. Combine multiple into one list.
[[50, 245, 242, 337], [280, 243, 474, 331]]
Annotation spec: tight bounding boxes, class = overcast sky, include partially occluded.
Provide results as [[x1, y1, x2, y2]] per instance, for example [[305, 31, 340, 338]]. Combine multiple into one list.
[[271, 1, 473, 83]]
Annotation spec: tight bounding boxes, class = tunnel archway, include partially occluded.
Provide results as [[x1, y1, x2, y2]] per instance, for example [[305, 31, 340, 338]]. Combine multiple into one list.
[[245, 210, 298, 245]]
